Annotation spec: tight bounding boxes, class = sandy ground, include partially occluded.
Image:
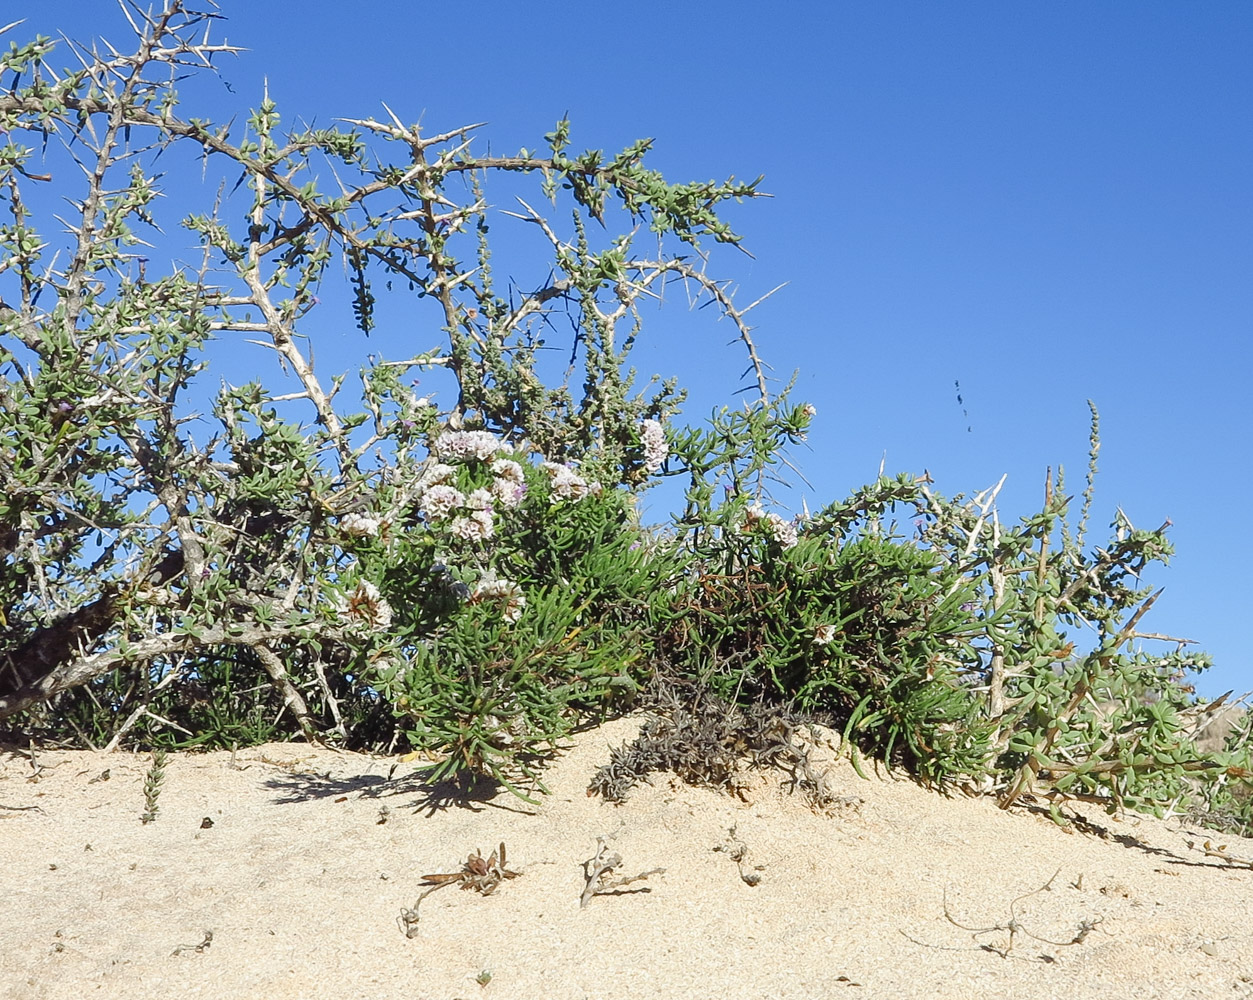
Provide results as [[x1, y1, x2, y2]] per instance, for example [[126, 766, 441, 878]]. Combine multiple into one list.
[[2, 714, 1251, 1000]]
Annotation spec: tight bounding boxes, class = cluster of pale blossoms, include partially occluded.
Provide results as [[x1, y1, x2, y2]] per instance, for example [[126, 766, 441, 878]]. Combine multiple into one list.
[[416, 480, 494, 541], [413, 433, 531, 542], [471, 576, 527, 623], [335, 579, 394, 631], [540, 461, 602, 500], [813, 623, 837, 646], [449, 489, 496, 542], [743, 503, 799, 550], [339, 512, 382, 538], [489, 458, 527, 510], [639, 418, 668, 474], [433, 429, 502, 462]]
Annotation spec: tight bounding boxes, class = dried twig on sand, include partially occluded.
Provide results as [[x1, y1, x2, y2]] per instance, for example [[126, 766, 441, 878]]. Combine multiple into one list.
[[941, 868, 1102, 959], [580, 826, 665, 908]]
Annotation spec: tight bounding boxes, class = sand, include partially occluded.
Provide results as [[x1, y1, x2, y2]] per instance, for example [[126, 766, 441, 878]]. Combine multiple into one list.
[[2, 714, 1250, 1000]]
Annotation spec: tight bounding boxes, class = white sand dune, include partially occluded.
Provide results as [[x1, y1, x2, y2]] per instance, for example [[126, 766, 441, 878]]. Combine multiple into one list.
[[2, 715, 1250, 1000]]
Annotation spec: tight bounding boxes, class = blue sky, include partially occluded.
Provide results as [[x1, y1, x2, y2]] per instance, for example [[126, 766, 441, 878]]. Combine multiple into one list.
[[31, 2, 1252, 698]]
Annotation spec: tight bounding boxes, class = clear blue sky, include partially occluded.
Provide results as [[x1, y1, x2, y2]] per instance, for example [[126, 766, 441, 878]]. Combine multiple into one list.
[[33, 2, 1252, 698]]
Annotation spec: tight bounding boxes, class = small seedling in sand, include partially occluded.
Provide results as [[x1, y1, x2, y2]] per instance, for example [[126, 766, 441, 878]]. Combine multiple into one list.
[[1187, 838, 1253, 869], [713, 824, 765, 886], [580, 827, 665, 908], [476, 969, 493, 987], [171, 929, 213, 956], [140, 749, 168, 824], [398, 843, 520, 937]]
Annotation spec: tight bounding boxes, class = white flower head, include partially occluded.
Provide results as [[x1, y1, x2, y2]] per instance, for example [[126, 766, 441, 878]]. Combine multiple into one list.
[[433, 430, 502, 463], [490, 458, 525, 482], [472, 576, 527, 623], [490, 459, 527, 509], [420, 483, 464, 521], [741, 502, 798, 550], [449, 509, 495, 541], [813, 624, 837, 646], [415, 462, 456, 494], [767, 514, 799, 550], [639, 418, 668, 474], [339, 512, 380, 538], [336, 580, 393, 631], [465, 487, 494, 511], [491, 474, 527, 509], [541, 460, 591, 500]]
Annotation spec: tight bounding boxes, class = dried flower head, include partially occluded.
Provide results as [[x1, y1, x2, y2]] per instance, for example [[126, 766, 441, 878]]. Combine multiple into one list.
[[336, 580, 393, 630]]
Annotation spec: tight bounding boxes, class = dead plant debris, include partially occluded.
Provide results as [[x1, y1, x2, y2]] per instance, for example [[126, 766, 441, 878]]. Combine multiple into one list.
[[399, 842, 520, 937], [588, 675, 855, 813], [941, 868, 1103, 959], [713, 823, 766, 886], [171, 929, 213, 956], [580, 826, 665, 908]]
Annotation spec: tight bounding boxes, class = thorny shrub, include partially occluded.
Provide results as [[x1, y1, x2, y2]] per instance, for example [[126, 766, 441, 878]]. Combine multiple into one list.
[[0, 3, 1248, 829]]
